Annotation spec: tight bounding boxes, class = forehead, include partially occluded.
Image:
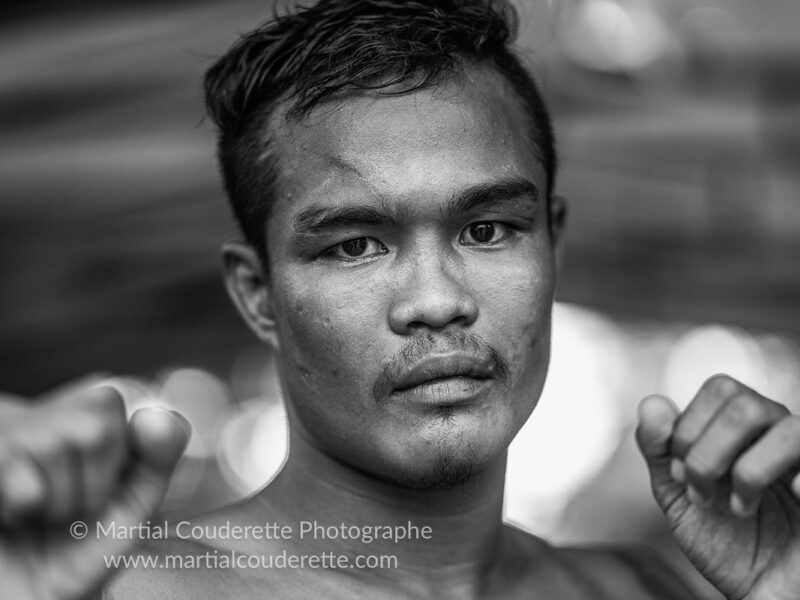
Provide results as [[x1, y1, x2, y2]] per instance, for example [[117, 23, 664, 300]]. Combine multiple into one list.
[[268, 67, 545, 222]]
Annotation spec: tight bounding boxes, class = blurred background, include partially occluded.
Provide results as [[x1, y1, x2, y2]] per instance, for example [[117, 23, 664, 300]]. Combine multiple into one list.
[[1, 1, 799, 597]]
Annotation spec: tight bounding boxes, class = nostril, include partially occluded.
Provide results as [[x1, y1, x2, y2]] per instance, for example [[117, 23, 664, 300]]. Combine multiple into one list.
[[387, 264, 479, 334], [407, 314, 472, 332]]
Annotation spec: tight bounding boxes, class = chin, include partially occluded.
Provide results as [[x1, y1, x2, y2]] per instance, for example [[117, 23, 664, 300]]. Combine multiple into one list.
[[368, 452, 487, 491], [373, 414, 512, 491], [408, 453, 486, 490]]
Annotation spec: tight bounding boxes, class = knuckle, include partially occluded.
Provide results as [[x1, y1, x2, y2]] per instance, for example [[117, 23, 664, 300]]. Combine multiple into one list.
[[82, 420, 108, 451], [32, 427, 62, 459], [768, 415, 800, 447], [0, 440, 30, 471], [770, 398, 791, 418], [71, 411, 120, 452], [701, 374, 740, 399], [724, 392, 768, 425], [780, 414, 800, 435], [685, 452, 724, 480], [669, 430, 693, 459], [94, 385, 126, 414], [732, 460, 768, 490]]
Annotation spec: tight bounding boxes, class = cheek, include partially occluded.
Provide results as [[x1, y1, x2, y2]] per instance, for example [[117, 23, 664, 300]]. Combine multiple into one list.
[[272, 278, 396, 462], [275, 278, 386, 389], [479, 248, 555, 330], [477, 254, 556, 383]]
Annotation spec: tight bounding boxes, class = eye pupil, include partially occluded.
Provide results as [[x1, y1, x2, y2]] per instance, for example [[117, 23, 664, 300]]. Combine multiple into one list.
[[470, 223, 495, 243], [341, 238, 368, 256]]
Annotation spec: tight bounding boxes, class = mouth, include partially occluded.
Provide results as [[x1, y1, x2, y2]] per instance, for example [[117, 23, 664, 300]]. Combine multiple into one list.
[[390, 354, 497, 404]]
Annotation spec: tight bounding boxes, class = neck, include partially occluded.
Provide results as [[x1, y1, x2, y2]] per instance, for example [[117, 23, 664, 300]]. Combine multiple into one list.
[[254, 431, 514, 598]]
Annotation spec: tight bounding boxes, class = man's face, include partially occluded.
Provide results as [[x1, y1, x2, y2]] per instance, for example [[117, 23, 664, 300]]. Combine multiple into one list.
[[262, 68, 561, 488]]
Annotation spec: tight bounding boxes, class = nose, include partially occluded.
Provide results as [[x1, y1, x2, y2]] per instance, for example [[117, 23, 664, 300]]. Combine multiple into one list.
[[388, 251, 479, 335]]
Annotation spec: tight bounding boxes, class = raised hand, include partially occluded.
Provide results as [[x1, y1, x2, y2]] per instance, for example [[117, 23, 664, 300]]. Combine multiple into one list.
[[0, 380, 190, 600], [637, 374, 800, 600]]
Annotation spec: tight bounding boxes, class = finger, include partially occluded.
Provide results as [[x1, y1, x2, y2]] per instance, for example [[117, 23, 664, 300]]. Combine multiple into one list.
[[30, 407, 102, 521], [683, 390, 788, 506], [15, 425, 79, 522], [1, 387, 129, 522], [730, 415, 800, 517], [638, 394, 680, 461], [636, 394, 686, 515], [670, 374, 741, 459], [42, 385, 128, 517], [77, 389, 129, 516], [36, 373, 113, 405], [0, 442, 49, 525], [69, 410, 129, 517], [32, 410, 189, 600]]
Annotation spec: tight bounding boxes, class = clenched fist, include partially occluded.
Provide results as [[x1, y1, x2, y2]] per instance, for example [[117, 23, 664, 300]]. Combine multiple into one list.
[[0, 379, 190, 600], [638, 374, 800, 600]]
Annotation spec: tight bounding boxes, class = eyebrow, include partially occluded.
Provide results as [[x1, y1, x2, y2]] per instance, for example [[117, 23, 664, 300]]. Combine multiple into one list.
[[292, 177, 540, 235], [443, 178, 540, 218], [293, 202, 404, 234]]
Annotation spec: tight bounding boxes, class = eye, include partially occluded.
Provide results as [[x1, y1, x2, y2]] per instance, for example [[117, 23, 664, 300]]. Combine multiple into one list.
[[325, 237, 387, 261], [459, 221, 511, 246]]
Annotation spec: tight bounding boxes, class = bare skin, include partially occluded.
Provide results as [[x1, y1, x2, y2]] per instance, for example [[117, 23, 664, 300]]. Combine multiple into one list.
[[0, 380, 189, 600], [3, 69, 800, 600], [638, 376, 800, 600]]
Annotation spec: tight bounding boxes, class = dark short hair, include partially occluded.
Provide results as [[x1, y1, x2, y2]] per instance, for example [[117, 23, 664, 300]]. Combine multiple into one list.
[[204, 0, 558, 264]]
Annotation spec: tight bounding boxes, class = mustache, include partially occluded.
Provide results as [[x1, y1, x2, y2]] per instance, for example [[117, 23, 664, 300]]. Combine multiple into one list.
[[372, 330, 509, 402]]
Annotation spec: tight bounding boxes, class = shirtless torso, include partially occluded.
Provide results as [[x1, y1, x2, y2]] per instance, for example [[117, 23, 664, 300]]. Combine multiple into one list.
[[104, 496, 698, 600]]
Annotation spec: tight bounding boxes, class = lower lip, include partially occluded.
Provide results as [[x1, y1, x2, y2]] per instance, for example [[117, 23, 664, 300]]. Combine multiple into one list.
[[393, 376, 492, 405]]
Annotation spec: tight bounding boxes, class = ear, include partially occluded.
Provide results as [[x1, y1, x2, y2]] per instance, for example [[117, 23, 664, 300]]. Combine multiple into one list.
[[221, 241, 280, 350], [549, 194, 568, 269]]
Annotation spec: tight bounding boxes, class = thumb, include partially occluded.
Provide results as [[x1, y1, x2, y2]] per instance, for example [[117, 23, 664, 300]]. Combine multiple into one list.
[[105, 407, 190, 529], [129, 407, 191, 473], [636, 394, 684, 511]]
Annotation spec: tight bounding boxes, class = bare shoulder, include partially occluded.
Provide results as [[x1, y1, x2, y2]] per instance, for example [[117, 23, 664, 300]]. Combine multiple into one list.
[[556, 543, 703, 600], [503, 523, 702, 600], [101, 537, 221, 600], [103, 502, 285, 600]]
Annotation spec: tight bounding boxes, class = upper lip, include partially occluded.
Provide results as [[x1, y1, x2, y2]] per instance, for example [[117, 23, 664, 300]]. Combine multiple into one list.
[[391, 353, 496, 393]]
